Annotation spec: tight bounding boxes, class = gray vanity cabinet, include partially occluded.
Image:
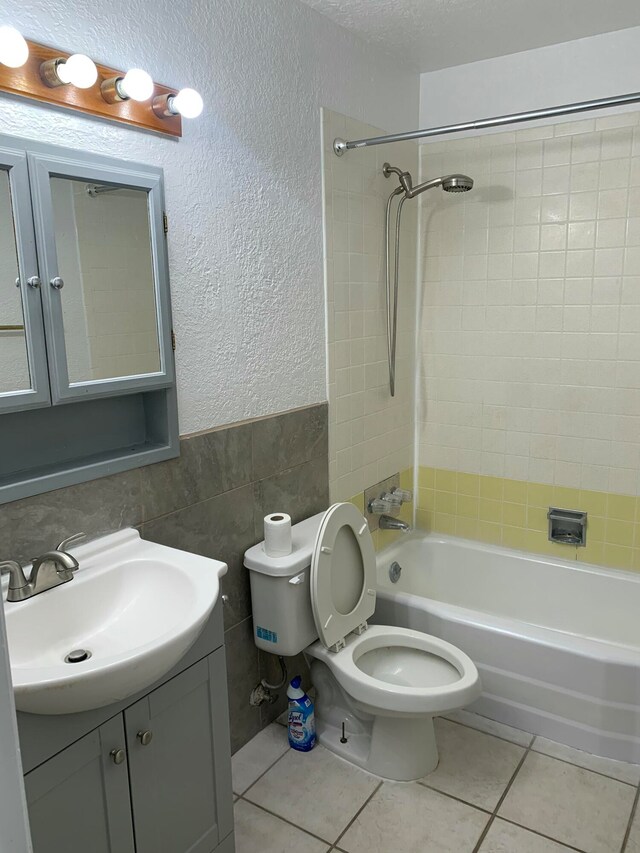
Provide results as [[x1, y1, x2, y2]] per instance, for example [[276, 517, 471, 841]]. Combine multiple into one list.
[[23, 649, 234, 853], [24, 715, 136, 853], [125, 651, 232, 853]]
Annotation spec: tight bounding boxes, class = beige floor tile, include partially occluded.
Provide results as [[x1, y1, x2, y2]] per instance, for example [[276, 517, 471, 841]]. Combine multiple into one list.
[[499, 751, 636, 853], [244, 744, 379, 843], [626, 804, 640, 853], [443, 710, 534, 747], [234, 800, 329, 853], [480, 818, 576, 851], [421, 718, 526, 810], [532, 736, 640, 785], [232, 723, 289, 794], [339, 781, 489, 853]]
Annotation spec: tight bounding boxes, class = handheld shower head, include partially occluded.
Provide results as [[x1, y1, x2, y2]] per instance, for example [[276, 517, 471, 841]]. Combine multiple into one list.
[[383, 163, 474, 198], [442, 174, 474, 193]]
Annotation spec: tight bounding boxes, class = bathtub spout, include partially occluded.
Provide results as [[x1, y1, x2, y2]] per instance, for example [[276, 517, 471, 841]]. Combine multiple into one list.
[[379, 515, 411, 533]]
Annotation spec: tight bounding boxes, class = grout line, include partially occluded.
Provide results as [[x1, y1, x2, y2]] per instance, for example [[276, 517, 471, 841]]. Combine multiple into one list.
[[528, 744, 640, 788], [621, 784, 640, 852], [472, 737, 533, 853], [442, 713, 535, 749], [496, 815, 588, 852], [332, 780, 384, 850], [234, 743, 291, 797], [417, 780, 493, 815], [238, 796, 336, 846], [447, 714, 640, 788]]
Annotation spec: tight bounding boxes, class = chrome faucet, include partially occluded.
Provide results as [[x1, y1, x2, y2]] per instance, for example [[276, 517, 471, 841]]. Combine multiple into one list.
[[1, 533, 85, 602], [379, 515, 411, 533]]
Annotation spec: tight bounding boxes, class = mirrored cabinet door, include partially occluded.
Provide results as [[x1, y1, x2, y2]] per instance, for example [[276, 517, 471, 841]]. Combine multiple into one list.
[[0, 148, 50, 413], [28, 154, 174, 403]]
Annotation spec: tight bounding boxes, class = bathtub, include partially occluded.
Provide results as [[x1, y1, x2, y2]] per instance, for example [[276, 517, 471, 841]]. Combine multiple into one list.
[[373, 533, 640, 763]]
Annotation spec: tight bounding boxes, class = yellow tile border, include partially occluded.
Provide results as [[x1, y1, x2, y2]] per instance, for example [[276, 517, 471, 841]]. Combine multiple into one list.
[[417, 466, 640, 574]]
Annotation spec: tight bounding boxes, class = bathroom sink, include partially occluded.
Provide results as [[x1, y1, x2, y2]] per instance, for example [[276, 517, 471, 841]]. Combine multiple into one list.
[[3, 529, 226, 715]]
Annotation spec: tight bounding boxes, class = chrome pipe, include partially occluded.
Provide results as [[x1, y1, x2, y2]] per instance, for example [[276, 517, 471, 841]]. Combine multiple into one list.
[[384, 186, 404, 397], [333, 91, 640, 155]]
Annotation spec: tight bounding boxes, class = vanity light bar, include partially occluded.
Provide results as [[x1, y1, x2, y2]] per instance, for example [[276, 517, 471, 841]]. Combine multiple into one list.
[[0, 31, 203, 137]]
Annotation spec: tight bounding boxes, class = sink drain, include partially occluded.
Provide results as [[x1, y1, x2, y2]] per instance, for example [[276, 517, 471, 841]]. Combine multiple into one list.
[[64, 649, 92, 664]]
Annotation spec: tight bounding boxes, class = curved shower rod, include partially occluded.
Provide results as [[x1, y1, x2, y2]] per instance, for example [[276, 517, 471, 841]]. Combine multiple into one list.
[[333, 90, 640, 155]]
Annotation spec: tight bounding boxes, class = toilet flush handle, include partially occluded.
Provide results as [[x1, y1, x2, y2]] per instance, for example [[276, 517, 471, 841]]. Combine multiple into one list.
[[289, 573, 305, 585]]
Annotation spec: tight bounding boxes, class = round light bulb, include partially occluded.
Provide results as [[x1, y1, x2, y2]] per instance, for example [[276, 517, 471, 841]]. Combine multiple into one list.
[[171, 88, 203, 119], [0, 26, 29, 68], [57, 54, 98, 88], [120, 68, 154, 102]]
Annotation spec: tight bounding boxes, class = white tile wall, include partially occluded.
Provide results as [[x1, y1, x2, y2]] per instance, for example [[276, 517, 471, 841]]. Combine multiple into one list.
[[418, 111, 640, 496], [323, 110, 417, 501]]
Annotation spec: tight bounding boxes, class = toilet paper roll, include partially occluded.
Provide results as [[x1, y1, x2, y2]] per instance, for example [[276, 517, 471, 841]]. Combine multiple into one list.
[[264, 512, 292, 557]]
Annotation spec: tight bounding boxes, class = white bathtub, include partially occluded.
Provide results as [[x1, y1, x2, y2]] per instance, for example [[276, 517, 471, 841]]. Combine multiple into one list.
[[373, 533, 640, 763]]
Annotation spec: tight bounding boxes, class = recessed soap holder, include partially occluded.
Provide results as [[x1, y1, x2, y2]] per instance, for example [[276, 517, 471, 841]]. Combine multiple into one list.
[[548, 507, 587, 546]]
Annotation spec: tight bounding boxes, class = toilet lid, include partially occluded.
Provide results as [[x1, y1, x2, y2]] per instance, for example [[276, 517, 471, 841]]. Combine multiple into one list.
[[311, 502, 377, 651]]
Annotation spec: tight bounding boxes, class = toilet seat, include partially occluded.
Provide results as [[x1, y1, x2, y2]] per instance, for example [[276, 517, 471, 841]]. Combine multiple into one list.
[[310, 502, 377, 652], [306, 624, 480, 715]]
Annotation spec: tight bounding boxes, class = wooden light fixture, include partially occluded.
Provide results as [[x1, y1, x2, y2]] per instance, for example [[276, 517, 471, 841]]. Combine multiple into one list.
[[0, 36, 184, 138]]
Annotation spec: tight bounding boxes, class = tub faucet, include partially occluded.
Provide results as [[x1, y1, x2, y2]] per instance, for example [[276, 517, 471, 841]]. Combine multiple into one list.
[[379, 515, 411, 533], [2, 533, 85, 602]]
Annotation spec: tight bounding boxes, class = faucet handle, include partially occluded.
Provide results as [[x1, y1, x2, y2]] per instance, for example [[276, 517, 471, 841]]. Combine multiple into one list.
[[56, 532, 87, 552], [1, 560, 29, 594], [392, 488, 413, 503]]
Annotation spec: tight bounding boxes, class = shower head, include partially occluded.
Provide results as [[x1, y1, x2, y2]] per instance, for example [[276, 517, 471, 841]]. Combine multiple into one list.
[[383, 163, 474, 198], [441, 174, 474, 193]]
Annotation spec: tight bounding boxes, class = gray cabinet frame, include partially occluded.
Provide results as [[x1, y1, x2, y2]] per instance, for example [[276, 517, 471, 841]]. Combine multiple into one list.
[[0, 144, 50, 414], [27, 149, 175, 404], [25, 715, 136, 853], [0, 133, 179, 505]]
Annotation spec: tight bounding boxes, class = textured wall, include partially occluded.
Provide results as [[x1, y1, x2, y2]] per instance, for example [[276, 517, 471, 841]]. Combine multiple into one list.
[[3, 0, 418, 434], [420, 27, 640, 133]]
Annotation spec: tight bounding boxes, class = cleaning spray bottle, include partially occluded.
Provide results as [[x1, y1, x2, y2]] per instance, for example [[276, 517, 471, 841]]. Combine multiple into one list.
[[287, 676, 316, 752]]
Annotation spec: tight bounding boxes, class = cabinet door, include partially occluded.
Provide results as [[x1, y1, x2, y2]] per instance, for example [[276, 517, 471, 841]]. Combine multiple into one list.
[[27, 150, 174, 404], [24, 715, 135, 853], [125, 651, 234, 853], [0, 142, 50, 413]]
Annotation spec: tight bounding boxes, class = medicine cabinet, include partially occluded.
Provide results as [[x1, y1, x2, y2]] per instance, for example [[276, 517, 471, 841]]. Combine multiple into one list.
[[0, 134, 178, 503]]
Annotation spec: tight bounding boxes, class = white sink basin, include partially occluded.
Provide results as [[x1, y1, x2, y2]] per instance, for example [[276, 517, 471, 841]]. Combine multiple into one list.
[[4, 529, 226, 715]]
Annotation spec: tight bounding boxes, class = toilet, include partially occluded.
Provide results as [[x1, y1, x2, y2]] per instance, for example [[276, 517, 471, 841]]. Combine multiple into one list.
[[244, 502, 480, 781]]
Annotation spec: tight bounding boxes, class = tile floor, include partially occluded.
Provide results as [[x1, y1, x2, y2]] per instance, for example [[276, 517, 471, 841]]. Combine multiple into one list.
[[231, 711, 640, 853]]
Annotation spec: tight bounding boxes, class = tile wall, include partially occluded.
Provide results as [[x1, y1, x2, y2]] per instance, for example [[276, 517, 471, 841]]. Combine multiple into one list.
[[418, 111, 640, 496], [0, 403, 329, 752], [323, 109, 417, 503], [419, 466, 640, 571], [416, 112, 640, 571]]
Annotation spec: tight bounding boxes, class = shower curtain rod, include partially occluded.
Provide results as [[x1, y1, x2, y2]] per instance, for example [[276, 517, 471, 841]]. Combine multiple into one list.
[[332, 91, 640, 156]]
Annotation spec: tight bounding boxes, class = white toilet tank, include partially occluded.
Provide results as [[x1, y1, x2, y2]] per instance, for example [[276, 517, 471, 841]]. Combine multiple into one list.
[[244, 512, 325, 656]]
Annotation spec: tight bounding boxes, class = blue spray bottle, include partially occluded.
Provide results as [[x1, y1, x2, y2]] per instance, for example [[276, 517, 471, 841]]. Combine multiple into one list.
[[287, 676, 316, 752]]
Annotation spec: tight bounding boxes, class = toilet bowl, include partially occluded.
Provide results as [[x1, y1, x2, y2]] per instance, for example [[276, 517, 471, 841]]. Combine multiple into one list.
[[307, 624, 479, 779], [244, 502, 481, 781]]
